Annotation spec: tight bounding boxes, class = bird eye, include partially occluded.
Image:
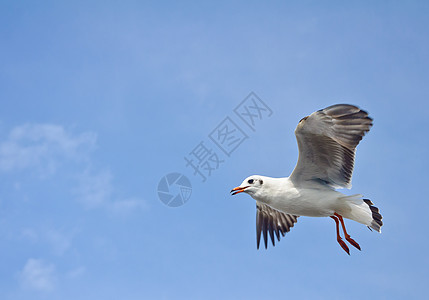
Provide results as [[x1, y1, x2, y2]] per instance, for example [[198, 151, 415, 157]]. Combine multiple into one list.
[[248, 179, 254, 184], [259, 179, 263, 184]]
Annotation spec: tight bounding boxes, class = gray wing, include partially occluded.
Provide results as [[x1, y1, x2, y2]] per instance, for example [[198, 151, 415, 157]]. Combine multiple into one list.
[[256, 202, 298, 249], [290, 104, 373, 189]]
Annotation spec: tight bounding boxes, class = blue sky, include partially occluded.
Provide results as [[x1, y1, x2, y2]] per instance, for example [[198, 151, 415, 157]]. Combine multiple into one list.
[[1, 1, 428, 299]]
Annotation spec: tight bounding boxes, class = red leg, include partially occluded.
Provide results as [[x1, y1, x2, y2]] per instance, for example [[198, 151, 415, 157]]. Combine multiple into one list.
[[334, 213, 361, 251], [330, 215, 350, 255]]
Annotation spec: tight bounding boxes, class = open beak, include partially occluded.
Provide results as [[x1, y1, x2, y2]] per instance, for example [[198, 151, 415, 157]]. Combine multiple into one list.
[[230, 186, 249, 196]]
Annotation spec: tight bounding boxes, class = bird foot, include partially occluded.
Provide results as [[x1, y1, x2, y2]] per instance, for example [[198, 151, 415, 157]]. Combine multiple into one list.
[[345, 235, 361, 251], [337, 237, 350, 255]]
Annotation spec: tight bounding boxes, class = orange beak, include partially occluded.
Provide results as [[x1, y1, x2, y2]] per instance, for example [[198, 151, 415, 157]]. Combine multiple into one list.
[[230, 186, 249, 195]]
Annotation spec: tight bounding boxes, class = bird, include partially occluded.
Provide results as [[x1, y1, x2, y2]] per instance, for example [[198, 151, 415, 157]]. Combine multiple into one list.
[[230, 104, 382, 254]]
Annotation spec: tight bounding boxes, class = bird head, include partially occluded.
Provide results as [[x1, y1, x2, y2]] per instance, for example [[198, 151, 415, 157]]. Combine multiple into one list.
[[230, 175, 265, 197]]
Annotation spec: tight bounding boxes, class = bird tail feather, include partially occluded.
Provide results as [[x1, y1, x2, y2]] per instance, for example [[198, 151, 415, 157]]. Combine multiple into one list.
[[339, 194, 383, 232]]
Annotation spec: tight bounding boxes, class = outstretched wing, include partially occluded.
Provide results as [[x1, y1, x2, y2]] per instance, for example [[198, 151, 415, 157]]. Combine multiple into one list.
[[256, 202, 298, 249], [290, 104, 373, 189]]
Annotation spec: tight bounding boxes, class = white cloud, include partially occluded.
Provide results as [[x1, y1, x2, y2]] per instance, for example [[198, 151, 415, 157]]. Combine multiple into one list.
[[20, 227, 76, 257], [20, 228, 39, 243], [0, 123, 146, 214], [108, 197, 147, 215], [66, 266, 86, 279], [46, 228, 75, 256], [19, 258, 56, 292], [75, 169, 113, 209], [0, 124, 96, 175], [75, 169, 146, 213]]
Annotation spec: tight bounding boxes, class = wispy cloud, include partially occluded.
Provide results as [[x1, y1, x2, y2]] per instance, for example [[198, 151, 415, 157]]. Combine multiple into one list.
[[66, 266, 86, 279], [46, 228, 76, 256], [75, 169, 113, 209], [20, 227, 76, 256], [19, 258, 56, 292], [107, 197, 147, 215], [0, 124, 96, 176], [75, 169, 146, 214], [0, 123, 146, 214], [4, 123, 145, 290]]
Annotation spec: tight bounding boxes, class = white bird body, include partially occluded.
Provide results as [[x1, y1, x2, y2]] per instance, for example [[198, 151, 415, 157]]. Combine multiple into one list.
[[250, 176, 342, 217], [231, 104, 383, 254], [244, 176, 372, 223]]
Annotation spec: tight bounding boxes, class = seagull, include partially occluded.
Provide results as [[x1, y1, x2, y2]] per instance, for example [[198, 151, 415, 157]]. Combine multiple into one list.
[[231, 104, 382, 254]]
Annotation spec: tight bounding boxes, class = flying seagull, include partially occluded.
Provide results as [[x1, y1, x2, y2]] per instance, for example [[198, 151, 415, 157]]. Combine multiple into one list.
[[231, 104, 382, 254]]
